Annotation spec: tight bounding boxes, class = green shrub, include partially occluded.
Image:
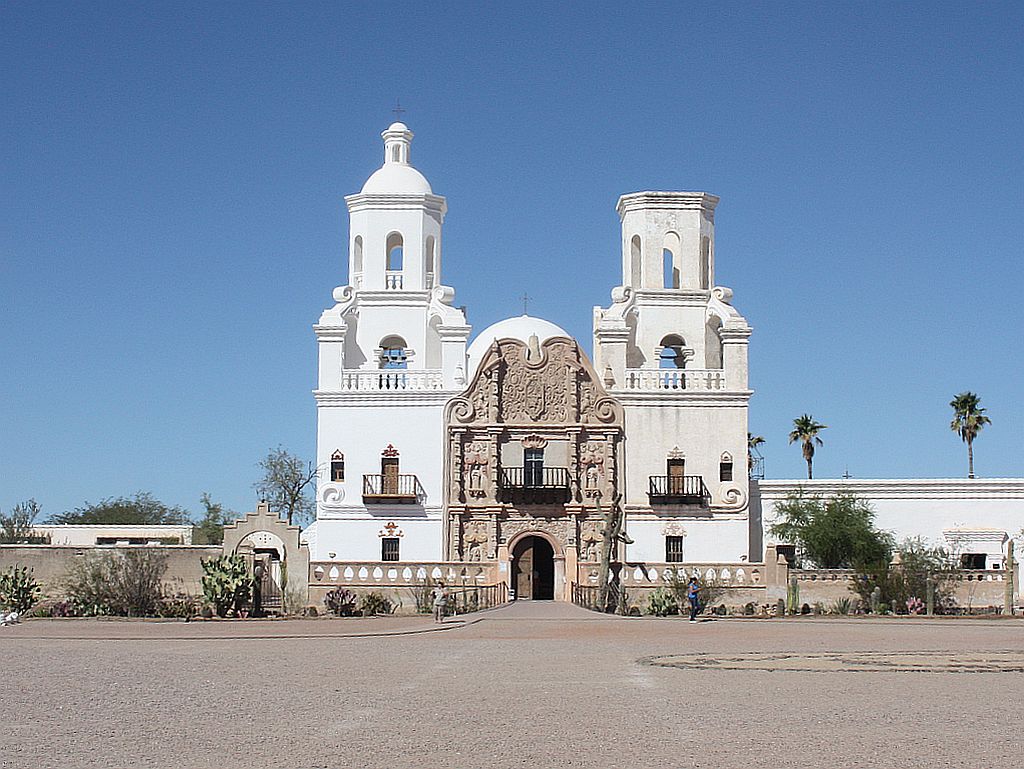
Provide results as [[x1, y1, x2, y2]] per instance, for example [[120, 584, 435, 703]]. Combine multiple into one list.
[[200, 554, 253, 617], [665, 570, 723, 615], [64, 550, 168, 616], [645, 587, 679, 616], [411, 578, 436, 614], [358, 591, 394, 616], [324, 588, 359, 616], [854, 538, 957, 614], [0, 565, 41, 613], [830, 597, 855, 615], [157, 595, 199, 619]]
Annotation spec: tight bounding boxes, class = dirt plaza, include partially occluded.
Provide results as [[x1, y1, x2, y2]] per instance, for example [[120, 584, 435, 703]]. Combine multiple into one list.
[[2, 602, 1021, 769]]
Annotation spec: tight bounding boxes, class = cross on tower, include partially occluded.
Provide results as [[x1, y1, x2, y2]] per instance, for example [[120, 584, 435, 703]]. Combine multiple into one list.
[[391, 99, 406, 121], [521, 293, 530, 315]]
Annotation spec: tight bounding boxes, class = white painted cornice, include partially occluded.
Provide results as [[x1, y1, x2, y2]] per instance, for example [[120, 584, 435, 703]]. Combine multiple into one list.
[[617, 191, 719, 217], [312, 324, 347, 341], [757, 478, 1024, 500], [345, 193, 447, 215], [355, 291, 432, 307], [611, 391, 753, 407], [631, 289, 711, 306], [313, 390, 456, 407]]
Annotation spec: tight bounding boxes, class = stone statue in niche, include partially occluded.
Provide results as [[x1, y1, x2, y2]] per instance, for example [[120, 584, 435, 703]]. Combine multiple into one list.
[[579, 439, 605, 498], [580, 525, 602, 561], [462, 520, 489, 561], [463, 440, 490, 499], [467, 464, 485, 497], [583, 464, 601, 496]]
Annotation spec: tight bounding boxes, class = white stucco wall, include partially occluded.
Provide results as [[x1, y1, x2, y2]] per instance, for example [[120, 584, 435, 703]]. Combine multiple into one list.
[[757, 478, 1024, 563], [311, 517, 443, 562], [626, 517, 750, 563]]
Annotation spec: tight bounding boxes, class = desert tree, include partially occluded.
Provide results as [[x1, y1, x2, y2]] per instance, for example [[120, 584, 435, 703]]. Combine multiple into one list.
[[254, 446, 318, 526]]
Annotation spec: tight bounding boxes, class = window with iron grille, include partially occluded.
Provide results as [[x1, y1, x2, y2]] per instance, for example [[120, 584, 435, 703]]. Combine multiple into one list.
[[665, 536, 685, 563], [381, 537, 400, 562], [719, 461, 733, 482]]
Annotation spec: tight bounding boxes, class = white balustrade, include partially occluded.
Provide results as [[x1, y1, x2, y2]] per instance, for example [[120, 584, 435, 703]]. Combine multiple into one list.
[[311, 561, 496, 585], [610, 562, 760, 586], [619, 368, 726, 391], [385, 271, 404, 289], [339, 369, 445, 391]]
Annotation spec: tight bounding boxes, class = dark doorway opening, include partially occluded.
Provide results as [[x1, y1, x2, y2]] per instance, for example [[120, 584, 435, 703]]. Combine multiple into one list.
[[511, 536, 555, 600]]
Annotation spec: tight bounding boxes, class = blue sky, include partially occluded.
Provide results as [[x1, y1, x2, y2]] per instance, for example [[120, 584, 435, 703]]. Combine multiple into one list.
[[2, 2, 1022, 518]]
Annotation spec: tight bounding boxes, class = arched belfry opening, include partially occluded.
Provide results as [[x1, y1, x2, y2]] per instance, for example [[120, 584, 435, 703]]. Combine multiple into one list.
[[630, 234, 642, 286], [386, 232, 404, 271]]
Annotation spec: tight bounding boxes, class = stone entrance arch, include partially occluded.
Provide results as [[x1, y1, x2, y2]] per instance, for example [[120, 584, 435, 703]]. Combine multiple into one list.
[[507, 529, 563, 601], [222, 502, 310, 611]]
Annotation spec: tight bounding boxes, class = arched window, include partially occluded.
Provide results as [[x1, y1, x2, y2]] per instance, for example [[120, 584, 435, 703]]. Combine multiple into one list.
[[425, 236, 435, 288], [630, 235, 642, 286], [658, 334, 686, 369], [353, 235, 363, 276], [386, 232, 404, 271], [330, 450, 345, 482], [663, 232, 680, 288], [379, 335, 409, 369]]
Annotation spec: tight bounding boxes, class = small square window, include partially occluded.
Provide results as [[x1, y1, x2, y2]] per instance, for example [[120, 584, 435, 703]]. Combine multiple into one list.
[[381, 537, 400, 562], [665, 536, 684, 563]]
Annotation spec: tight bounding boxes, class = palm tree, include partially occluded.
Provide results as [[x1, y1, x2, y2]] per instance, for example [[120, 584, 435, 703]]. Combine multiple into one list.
[[747, 433, 765, 476], [950, 392, 991, 479], [789, 415, 827, 480]]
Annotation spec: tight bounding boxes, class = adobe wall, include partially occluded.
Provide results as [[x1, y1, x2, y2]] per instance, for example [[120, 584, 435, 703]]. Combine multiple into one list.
[[0, 544, 221, 597]]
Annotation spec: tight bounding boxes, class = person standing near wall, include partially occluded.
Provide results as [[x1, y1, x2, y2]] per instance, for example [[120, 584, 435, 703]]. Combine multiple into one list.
[[432, 580, 449, 623], [687, 577, 701, 623]]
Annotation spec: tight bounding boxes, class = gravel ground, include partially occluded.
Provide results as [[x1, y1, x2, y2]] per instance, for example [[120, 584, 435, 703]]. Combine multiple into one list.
[[2, 602, 1022, 769]]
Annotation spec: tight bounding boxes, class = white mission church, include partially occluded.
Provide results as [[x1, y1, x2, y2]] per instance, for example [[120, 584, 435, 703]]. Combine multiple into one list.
[[301, 121, 1022, 603]]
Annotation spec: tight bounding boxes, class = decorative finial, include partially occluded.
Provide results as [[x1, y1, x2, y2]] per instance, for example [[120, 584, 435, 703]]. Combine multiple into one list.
[[391, 99, 406, 121], [521, 292, 530, 315]]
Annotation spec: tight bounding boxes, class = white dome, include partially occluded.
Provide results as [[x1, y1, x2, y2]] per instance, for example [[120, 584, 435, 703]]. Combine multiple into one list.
[[467, 314, 571, 376], [360, 163, 432, 195]]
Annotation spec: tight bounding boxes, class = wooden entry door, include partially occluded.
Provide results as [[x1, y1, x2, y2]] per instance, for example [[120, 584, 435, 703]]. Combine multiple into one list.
[[511, 536, 555, 600], [382, 457, 400, 495], [667, 458, 686, 495], [513, 539, 534, 599]]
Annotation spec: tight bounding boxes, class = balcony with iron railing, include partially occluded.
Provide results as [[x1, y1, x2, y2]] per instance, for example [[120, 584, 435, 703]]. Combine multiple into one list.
[[619, 369, 726, 391], [648, 475, 710, 507], [362, 474, 423, 504], [499, 467, 571, 505]]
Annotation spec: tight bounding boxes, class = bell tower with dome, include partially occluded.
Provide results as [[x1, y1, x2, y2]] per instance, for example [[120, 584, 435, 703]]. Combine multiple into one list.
[[307, 122, 472, 564]]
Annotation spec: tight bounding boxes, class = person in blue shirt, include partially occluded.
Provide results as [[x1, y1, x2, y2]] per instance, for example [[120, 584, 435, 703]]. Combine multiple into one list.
[[687, 577, 701, 622]]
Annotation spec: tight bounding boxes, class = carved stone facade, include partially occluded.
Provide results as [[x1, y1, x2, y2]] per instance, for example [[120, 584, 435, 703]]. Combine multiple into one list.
[[444, 336, 624, 560]]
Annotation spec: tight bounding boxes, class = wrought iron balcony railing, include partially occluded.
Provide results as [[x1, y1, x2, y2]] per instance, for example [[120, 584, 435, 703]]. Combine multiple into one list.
[[362, 474, 422, 504], [648, 475, 710, 507], [501, 467, 570, 489], [499, 467, 570, 504]]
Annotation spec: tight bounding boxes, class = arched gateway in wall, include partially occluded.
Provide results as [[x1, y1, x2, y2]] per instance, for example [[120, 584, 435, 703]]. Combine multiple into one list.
[[443, 334, 624, 601]]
